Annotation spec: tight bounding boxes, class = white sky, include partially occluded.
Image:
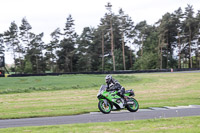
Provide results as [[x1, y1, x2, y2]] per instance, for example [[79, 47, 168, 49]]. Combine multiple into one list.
[[1, 0, 200, 64]]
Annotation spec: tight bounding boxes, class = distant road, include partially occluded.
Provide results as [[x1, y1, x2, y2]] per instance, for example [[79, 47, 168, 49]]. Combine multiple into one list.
[[0, 106, 200, 128], [166, 70, 200, 73], [134, 70, 200, 74], [174, 70, 200, 73]]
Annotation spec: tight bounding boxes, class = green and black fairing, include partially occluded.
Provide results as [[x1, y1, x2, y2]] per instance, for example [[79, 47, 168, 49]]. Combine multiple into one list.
[[97, 85, 139, 114]]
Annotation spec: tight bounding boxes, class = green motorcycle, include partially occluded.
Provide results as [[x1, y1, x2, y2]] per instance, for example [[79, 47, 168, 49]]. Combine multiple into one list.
[[97, 85, 139, 114]]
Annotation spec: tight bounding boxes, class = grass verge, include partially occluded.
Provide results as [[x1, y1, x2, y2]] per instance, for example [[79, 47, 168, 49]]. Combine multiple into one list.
[[0, 73, 199, 119], [0, 74, 138, 94], [0, 116, 200, 133]]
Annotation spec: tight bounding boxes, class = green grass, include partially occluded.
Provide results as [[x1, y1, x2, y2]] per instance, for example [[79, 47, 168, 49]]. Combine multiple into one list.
[[0, 74, 138, 94], [0, 73, 200, 119], [0, 116, 200, 133]]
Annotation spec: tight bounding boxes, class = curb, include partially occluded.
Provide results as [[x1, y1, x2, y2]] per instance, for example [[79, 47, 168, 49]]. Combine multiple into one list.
[[90, 105, 200, 114]]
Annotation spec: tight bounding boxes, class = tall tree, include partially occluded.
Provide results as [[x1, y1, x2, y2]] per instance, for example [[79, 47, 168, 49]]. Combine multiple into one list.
[[105, 2, 116, 71], [57, 14, 77, 72], [133, 25, 159, 70], [134, 21, 153, 69], [118, 8, 134, 70], [101, 27, 105, 71], [98, 24, 106, 71], [26, 33, 45, 73], [76, 27, 94, 71], [182, 4, 197, 68], [0, 34, 4, 55], [4, 21, 19, 73], [134, 21, 148, 57], [19, 17, 32, 52], [18, 17, 32, 73], [98, 14, 112, 71], [172, 8, 184, 68], [196, 10, 200, 68], [156, 12, 178, 69], [46, 28, 60, 72]]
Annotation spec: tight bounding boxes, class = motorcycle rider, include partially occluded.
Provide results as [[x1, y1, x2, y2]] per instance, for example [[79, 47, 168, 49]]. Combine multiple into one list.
[[105, 75, 128, 104]]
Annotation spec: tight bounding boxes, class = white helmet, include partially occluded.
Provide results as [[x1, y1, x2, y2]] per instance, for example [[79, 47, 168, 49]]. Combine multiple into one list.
[[105, 75, 112, 84]]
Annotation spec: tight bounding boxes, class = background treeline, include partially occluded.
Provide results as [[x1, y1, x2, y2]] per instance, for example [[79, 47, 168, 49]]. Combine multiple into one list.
[[0, 3, 200, 74]]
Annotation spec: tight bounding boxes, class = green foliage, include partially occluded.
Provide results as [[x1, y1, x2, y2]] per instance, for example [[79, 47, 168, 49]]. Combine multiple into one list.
[[45, 28, 60, 72], [24, 60, 33, 73], [57, 15, 77, 72], [0, 34, 4, 55], [134, 52, 159, 70], [26, 33, 45, 73], [114, 49, 124, 70], [76, 27, 95, 71], [1, 4, 200, 73], [3, 21, 19, 72]]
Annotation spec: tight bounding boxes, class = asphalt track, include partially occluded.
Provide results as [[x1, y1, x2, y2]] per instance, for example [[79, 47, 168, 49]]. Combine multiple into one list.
[[0, 105, 200, 128], [1, 71, 200, 128]]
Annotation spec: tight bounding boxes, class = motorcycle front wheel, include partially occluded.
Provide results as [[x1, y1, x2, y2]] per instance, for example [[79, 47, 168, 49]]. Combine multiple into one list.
[[98, 99, 112, 114], [126, 98, 139, 112]]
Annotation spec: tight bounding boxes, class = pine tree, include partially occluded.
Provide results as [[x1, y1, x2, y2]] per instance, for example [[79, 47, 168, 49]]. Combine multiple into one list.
[[156, 13, 178, 69], [26, 33, 45, 73], [101, 27, 105, 71], [0, 34, 4, 55], [134, 21, 148, 57], [196, 11, 200, 68], [4, 21, 19, 73], [57, 14, 77, 72], [98, 15, 111, 71], [182, 5, 197, 68], [46, 28, 60, 72], [18, 17, 32, 73], [105, 2, 116, 71], [19, 17, 32, 46], [0, 34, 5, 69], [76, 27, 93, 71], [134, 21, 151, 69], [98, 24, 106, 71], [172, 8, 184, 68], [118, 8, 134, 70]]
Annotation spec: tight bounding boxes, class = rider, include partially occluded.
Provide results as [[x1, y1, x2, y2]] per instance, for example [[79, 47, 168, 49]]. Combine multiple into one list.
[[105, 75, 128, 103]]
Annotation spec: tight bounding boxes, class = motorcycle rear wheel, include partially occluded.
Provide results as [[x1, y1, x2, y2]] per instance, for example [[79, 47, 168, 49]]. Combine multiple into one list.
[[126, 98, 139, 112], [98, 100, 112, 114]]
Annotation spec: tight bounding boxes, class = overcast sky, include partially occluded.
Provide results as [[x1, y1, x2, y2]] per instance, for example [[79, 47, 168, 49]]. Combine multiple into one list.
[[1, 0, 200, 64]]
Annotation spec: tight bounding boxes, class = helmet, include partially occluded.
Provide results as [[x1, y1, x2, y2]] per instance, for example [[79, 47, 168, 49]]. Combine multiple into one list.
[[105, 75, 112, 84]]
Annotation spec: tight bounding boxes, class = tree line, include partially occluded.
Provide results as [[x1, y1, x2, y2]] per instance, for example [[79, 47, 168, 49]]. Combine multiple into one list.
[[0, 3, 200, 74]]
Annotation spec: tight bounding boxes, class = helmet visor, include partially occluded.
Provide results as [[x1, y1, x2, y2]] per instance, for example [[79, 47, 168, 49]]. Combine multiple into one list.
[[106, 79, 110, 83]]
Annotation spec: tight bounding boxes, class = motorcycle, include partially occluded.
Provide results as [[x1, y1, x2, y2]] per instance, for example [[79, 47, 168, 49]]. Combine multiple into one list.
[[97, 85, 139, 114]]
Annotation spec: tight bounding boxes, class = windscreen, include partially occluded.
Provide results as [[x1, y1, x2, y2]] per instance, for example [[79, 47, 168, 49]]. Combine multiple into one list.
[[99, 85, 107, 92]]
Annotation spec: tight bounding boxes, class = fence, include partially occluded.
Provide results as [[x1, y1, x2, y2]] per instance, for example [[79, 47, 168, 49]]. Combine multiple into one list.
[[0, 68, 199, 78]]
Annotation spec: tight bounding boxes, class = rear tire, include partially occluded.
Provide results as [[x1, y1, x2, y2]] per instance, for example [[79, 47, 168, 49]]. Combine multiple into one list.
[[126, 98, 139, 112], [98, 100, 112, 114]]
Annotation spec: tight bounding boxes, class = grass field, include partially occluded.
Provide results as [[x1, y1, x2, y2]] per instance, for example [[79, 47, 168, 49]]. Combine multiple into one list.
[[0, 73, 200, 119], [0, 116, 199, 133], [0, 74, 137, 94]]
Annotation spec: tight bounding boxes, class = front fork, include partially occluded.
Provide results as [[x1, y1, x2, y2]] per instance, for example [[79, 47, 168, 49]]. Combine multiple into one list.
[[103, 99, 108, 106]]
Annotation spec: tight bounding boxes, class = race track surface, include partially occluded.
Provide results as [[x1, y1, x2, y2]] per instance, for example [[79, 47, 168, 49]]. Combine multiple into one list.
[[0, 105, 200, 128]]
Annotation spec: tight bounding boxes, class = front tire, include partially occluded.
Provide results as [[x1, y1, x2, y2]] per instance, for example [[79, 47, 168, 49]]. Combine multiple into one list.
[[98, 100, 112, 114], [126, 98, 139, 112]]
